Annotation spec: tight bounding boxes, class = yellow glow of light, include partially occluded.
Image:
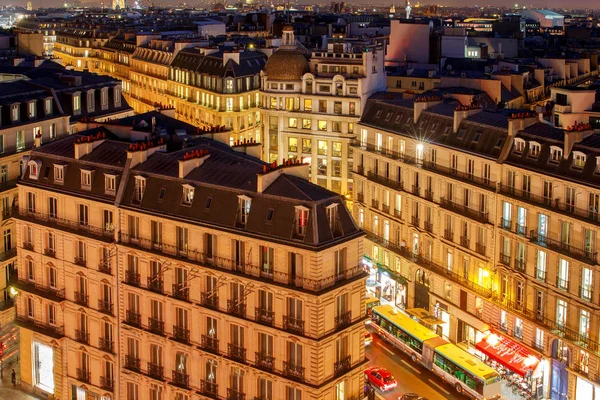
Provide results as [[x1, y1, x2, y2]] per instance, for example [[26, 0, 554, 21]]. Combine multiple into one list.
[[9, 287, 18, 297], [416, 143, 424, 152], [485, 333, 499, 347], [523, 355, 539, 367]]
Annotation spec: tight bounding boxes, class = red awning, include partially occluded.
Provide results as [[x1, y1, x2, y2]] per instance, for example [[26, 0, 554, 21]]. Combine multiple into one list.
[[476, 330, 540, 376]]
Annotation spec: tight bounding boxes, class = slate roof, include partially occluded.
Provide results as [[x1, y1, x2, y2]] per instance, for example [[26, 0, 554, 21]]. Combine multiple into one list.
[[171, 48, 267, 77]]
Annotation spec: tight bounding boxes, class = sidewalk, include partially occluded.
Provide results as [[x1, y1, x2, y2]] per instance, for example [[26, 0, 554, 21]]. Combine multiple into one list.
[[0, 368, 40, 400]]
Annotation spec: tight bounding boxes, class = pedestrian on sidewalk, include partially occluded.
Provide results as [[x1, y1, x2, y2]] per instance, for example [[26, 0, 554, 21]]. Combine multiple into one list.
[[10, 369, 16, 386]]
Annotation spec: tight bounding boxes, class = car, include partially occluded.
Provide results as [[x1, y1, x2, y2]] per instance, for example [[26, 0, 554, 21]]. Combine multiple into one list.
[[365, 367, 397, 392], [364, 332, 373, 346]]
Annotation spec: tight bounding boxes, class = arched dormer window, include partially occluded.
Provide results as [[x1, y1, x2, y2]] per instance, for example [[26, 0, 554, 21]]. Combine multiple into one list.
[[549, 146, 563, 164], [28, 160, 42, 180], [513, 138, 525, 154], [529, 141, 541, 158]]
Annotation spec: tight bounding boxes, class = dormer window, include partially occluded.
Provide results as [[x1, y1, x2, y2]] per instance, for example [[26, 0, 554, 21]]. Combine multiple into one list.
[[182, 184, 194, 205], [11, 104, 19, 122], [513, 138, 525, 154], [28, 160, 41, 180], [54, 164, 65, 184], [134, 176, 146, 204], [596, 157, 600, 174], [114, 87, 121, 107], [572, 151, 586, 170], [238, 195, 251, 225], [529, 142, 541, 158], [101, 89, 108, 108], [73, 94, 81, 113], [81, 170, 92, 190], [326, 203, 339, 232], [45, 98, 53, 115], [87, 90, 95, 111], [28, 101, 36, 119], [550, 146, 563, 164], [104, 173, 117, 194], [294, 206, 309, 236]]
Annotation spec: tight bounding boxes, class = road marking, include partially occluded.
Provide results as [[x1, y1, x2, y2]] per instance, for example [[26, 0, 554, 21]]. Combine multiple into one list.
[[377, 342, 395, 356], [428, 379, 450, 395], [374, 392, 386, 400], [400, 359, 421, 375]]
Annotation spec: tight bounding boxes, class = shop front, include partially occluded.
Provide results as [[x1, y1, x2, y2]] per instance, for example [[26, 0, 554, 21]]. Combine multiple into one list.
[[575, 375, 600, 400], [364, 257, 407, 310], [476, 330, 545, 399], [550, 339, 570, 400]]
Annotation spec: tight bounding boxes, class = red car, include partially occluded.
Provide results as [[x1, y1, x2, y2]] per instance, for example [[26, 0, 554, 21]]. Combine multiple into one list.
[[365, 367, 397, 392]]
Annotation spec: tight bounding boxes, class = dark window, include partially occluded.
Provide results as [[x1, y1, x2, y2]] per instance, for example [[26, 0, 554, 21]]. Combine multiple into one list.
[[205, 197, 212, 210], [158, 187, 166, 201], [266, 208, 275, 222]]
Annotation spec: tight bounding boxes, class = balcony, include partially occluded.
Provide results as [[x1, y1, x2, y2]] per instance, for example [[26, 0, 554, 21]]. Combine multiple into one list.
[[201, 293, 219, 310], [227, 300, 247, 318], [440, 197, 489, 224], [227, 388, 245, 400], [15, 208, 115, 242], [44, 248, 56, 258], [535, 269, 547, 282], [74, 291, 88, 307], [554, 104, 571, 113], [283, 361, 305, 382], [148, 317, 165, 335], [394, 209, 402, 219], [556, 277, 569, 291], [514, 259, 526, 272], [172, 325, 190, 344], [147, 362, 164, 380], [443, 229, 454, 241], [424, 221, 433, 233], [22, 241, 34, 251], [500, 218, 512, 232], [98, 262, 112, 275], [75, 329, 89, 344], [255, 352, 275, 371], [516, 223, 527, 236], [228, 343, 246, 363], [499, 253, 511, 266], [424, 188, 434, 201], [283, 316, 305, 335], [412, 185, 420, 197], [460, 236, 470, 249], [499, 184, 600, 227], [11, 278, 65, 302], [411, 215, 420, 227], [125, 270, 141, 287], [382, 204, 390, 214], [371, 199, 379, 208], [76, 368, 90, 383], [172, 370, 189, 389], [357, 193, 365, 203], [119, 233, 366, 293], [200, 380, 219, 399], [99, 337, 114, 353], [255, 307, 274, 326], [529, 231, 597, 265], [98, 299, 113, 315], [73, 256, 87, 267], [125, 310, 141, 327], [334, 355, 352, 377], [125, 355, 141, 372], [147, 277, 164, 294], [14, 315, 64, 339], [172, 284, 190, 302], [581, 286, 593, 302], [475, 243, 486, 256], [335, 311, 352, 330], [100, 376, 114, 391], [367, 171, 404, 191], [201, 335, 219, 354]]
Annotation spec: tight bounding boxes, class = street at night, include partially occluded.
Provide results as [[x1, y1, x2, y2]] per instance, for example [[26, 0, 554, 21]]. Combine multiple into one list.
[[365, 326, 469, 400]]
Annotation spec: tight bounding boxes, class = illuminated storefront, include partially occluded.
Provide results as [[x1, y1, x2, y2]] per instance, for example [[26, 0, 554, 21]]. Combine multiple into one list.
[[364, 256, 407, 310], [33, 341, 54, 395]]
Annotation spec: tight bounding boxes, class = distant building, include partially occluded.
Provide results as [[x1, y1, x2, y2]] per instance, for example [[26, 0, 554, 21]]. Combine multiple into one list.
[[522, 9, 564, 29], [386, 19, 433, 65]]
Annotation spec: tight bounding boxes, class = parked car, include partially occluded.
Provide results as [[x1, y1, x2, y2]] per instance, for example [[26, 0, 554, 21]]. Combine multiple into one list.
[[365, 367, 397, 392]]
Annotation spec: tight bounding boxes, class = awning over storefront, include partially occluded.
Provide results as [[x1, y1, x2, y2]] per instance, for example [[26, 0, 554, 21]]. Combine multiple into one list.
[[476, 330, 540, 377]]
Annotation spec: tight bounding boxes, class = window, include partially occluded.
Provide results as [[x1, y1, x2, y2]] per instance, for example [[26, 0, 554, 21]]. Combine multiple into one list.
[[79, 204, 89, 226], [105, 174, 116, 193], [317, 140, 328, 156], [45, 98, 52, 115], [529, 142, 541, 158], [327, 204, 338, 232], [288, 118, 298, 128], [54, 165, 64, 183], [81, 170, 92, 189], [260, 246, 274, 277], [28, 160, 40, 179], [302, 119, 311, 129], [48, 197, 57, 219], [295, 206, 309, 236], [550, 146, 562, 163], [237, 196, 251, 225], [182, 185, 194, 205], [11, 105, 19, 121], [288, 137, 298, 152], [317, 121, 327, 131], [304, 99, 312, 111], [27, 192, 36, 213], [513, 138, 525, 153], [28, 101, 36, 118], [556, 298, 567, 327], [134, 176, 146, 203], [73, 94, 81, 112]]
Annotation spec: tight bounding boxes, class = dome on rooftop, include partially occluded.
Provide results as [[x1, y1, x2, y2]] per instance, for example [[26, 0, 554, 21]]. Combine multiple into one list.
[[264, 49, 309, 81]]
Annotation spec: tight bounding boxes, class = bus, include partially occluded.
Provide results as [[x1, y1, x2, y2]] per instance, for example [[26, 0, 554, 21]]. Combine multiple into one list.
[[365, 296, 380, 317], [370, 305, 501, 400]]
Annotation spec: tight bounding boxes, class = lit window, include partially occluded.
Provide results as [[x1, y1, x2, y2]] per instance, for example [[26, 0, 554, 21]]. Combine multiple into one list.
[[238, 195, 251, 225], [317, 140, 328, 156], [288, 118, 298, 128], [529, 141, 541, 158], [11, 104, 19, 121], [134, 176, 146, 203], [81, 170, 92, 189], [326, 203, 338, 232], [572, 151, 586, 170], [28, 160, 40, 180], [513, 138, 525, 153], [28, 101, 36, 118], [550, 146, 563, 163], [182, 184, 194, 205], [317, 121, 327, 131], [73, 94, 81, 112], [45, 98, 53, 115], [295, 206, 309, 236], [105, 174, 116, 193]]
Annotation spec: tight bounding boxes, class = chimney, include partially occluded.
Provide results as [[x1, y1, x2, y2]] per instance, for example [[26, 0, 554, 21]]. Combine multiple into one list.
[[232, 138, 263, 160], [74, 131, 108, 159], [256, 161, 309, 193], [563, 121, 596, 157], [127, 137, 168, 168], [453, 104, 482, 133], [498, 111, 539, 163], [178, 149, 210, 179], [414, 95, 442, 122]]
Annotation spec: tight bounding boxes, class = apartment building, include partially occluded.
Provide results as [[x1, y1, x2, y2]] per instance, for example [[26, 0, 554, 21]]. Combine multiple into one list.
[[97, 35, 136, 94], [53, 27, 110, 71], [354, 90, 600, 399], [13, 110, 367, 400], [260, 26, 386, 196], [167, 47, 267, 144]]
